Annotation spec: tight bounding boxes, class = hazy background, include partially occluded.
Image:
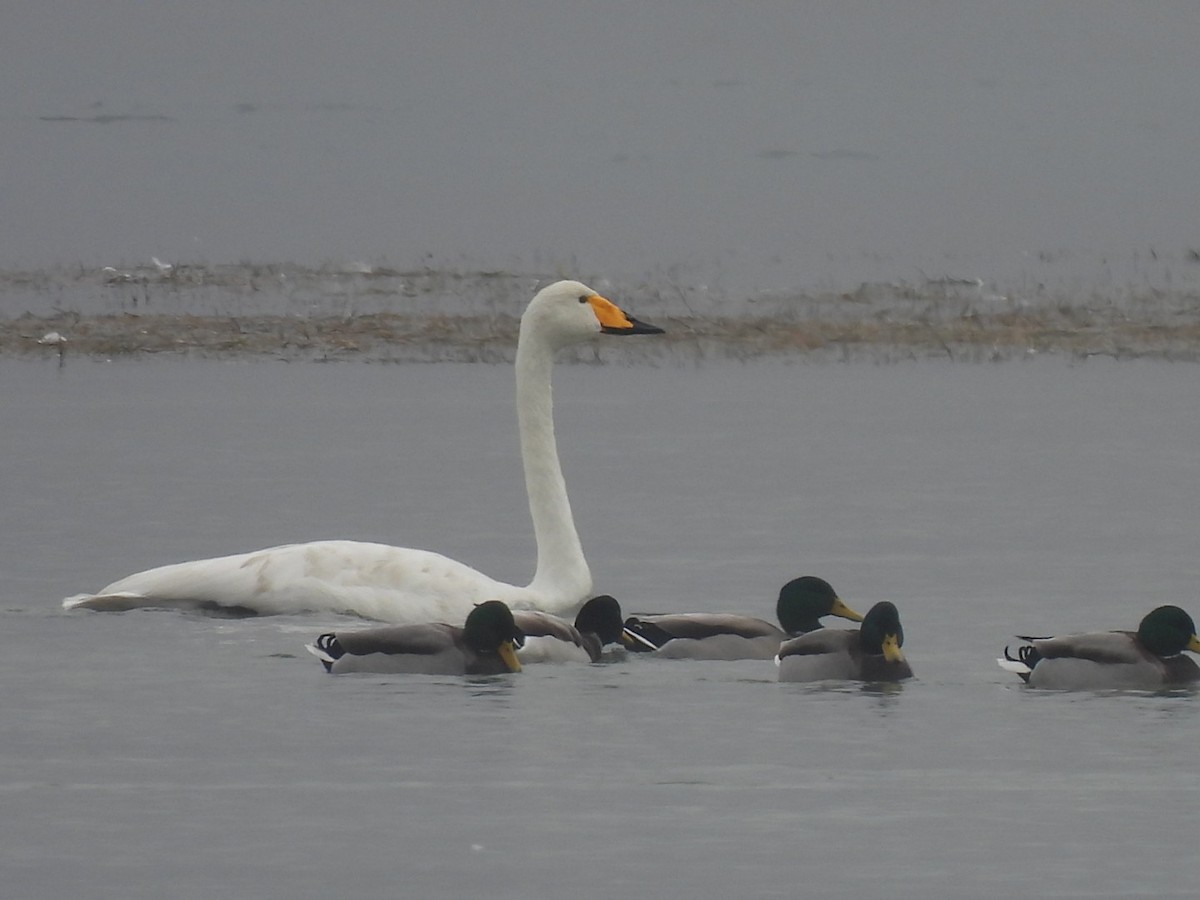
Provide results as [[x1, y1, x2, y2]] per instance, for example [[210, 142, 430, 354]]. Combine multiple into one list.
[[4, 2, 1200, 296]]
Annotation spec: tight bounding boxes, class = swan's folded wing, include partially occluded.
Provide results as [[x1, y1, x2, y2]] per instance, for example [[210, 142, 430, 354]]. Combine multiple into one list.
[[1032, 630, 1141, 665]]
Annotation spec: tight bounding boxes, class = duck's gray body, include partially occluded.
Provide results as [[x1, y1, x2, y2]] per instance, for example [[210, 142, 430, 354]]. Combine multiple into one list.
[[776, 601, 912, 683], [1009, 630, 1200, 690], [310, 623, 505, 674], [307, 600, 523, 676], [620, 577, 863, 661], [513, 595, 624, 663], [776, 629, 913, 683], [623, 613, 786, 660]]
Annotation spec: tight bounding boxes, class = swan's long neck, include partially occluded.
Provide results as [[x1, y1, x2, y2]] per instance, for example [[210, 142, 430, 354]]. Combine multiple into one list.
[[515, 331, 592, 608]]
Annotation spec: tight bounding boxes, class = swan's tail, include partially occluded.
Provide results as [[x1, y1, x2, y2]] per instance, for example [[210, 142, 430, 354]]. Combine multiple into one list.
[[63, 592, 149, 612], [63, 592, 260, 617]]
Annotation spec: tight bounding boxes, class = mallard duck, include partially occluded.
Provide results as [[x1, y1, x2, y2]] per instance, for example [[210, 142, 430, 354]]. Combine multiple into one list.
[[776, 601, 912, 682], [306, 600, 523, 675], [997, 605, 1200, 690], [63, 281, 663, 623], [514, 595, 625, 663], [621, 576, 864, 660]]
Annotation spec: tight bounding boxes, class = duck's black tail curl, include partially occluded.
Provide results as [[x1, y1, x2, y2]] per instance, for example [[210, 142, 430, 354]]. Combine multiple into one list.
[[309, 633, 345, 673], [621, 618, 672, 652], [1003, 642, 1041, 683]]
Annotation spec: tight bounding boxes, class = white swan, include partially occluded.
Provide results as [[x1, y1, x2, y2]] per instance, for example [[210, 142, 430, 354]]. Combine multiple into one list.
[[62, 280, 663, 623]]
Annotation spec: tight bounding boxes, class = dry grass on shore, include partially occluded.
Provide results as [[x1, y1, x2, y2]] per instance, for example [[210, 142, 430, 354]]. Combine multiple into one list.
[[9, 308, 1200, 363], [4, 264, 1200, 363]]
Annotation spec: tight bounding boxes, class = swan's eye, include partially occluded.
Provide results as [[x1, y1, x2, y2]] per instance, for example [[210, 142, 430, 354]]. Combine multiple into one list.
[[578, 295, 589, 304]]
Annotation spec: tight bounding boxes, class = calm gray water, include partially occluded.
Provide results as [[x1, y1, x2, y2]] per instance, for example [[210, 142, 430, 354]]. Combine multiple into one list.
[[4, 3, 1200, 298], [2, 357, 1198, 899]]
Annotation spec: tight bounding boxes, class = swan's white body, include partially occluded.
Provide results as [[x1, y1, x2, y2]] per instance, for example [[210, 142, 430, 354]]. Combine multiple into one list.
[[63, 541, 546, 622], [63, 281, 661, 624]]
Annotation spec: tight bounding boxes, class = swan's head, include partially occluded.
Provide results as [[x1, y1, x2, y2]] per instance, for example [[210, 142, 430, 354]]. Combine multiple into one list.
[[522, 280, 663, 350]]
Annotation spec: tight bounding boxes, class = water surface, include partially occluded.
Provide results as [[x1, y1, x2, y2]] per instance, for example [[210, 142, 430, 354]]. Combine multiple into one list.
[[2, 357, 1198, 899]]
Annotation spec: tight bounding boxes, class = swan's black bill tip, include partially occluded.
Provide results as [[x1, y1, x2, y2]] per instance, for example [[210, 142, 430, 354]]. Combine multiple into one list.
[[603, 316, 664, 336]]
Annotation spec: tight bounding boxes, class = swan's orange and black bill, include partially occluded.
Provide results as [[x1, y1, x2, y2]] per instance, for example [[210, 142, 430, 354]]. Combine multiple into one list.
[[588, 295, 665, 335]]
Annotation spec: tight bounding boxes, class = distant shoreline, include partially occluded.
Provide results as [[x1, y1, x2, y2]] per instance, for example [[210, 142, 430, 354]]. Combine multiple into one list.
[[4, 264, 1199, 363]]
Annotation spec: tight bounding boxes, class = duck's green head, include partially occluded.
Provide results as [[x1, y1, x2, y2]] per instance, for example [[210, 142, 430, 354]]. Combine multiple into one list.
[[1137, 605, 1200, 658], [575, 594, 624, 645], [776, 576, 864, 635], [464, 601, 523, 672], [860, 601, 906, 663]]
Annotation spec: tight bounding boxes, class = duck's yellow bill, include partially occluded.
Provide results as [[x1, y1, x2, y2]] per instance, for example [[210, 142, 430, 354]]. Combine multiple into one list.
[[832, 597, 865, 623], [881, 633, 906, 664], [1186, 634, 1200, 654], [498, 640, 522, 673]]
